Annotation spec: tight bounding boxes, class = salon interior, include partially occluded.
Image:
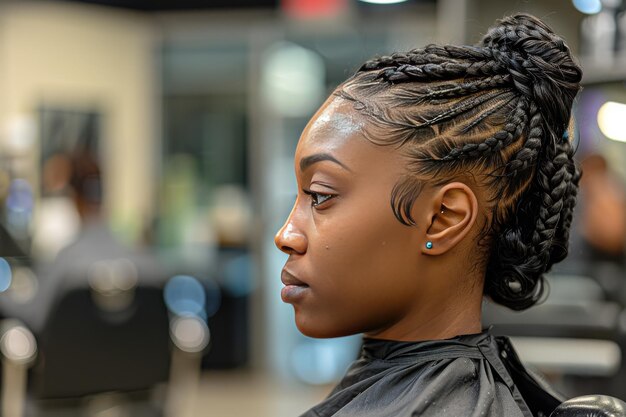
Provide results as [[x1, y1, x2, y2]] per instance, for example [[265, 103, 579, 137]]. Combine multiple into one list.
[[0, 0, 625, 415]]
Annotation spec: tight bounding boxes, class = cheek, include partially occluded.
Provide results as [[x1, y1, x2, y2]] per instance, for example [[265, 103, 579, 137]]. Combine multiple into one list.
[[310, 196, 418, 295], [295, 204, 420, 338]]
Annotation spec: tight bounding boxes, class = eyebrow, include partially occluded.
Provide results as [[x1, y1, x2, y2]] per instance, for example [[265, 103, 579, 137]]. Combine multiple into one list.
[[299, 153, 352, 172]]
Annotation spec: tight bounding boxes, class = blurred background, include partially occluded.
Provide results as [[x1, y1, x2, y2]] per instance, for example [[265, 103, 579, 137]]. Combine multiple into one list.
[[0, 0, 626, 415]]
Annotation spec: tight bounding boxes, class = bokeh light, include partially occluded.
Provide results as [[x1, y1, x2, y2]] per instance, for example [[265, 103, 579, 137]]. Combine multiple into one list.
[[170, 316, 210, 353], [572, 0, 602, 14], [164, 275, 207, 317], [7, 266, 37, 303], [0, 258, 12, 292], [261, 42, 325, 117], [5, 179, 34, 214], [598, 101, 626, 143], [0, 324, 37, 364]]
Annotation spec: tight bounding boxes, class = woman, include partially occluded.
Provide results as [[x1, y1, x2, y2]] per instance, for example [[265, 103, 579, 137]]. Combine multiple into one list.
[[275, 13, 580, 417]]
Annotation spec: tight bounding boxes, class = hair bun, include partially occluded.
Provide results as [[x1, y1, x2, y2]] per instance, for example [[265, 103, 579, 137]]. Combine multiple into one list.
[[479, 13, 582, 131]]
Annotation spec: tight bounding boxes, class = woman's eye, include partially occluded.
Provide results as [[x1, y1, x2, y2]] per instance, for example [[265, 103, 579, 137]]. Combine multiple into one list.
[[303, 190, 335, 208]]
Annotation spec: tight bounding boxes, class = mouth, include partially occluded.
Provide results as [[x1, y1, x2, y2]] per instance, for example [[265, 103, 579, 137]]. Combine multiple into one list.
[[281, 269, 310, 302]]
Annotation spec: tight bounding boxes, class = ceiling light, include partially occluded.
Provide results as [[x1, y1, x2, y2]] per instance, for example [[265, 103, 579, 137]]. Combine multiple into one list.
[[359, 0, 409, 4]]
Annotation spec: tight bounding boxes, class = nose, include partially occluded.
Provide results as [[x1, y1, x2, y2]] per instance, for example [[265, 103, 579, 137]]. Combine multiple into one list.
[[274, 207, 307, 255]]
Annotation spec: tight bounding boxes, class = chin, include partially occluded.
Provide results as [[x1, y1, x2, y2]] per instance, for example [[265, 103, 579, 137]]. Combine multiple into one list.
[[294, 311, 357, 339]]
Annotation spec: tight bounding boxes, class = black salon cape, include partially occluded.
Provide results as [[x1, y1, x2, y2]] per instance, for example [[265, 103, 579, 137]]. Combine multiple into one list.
[[300, 331, 563, 417]]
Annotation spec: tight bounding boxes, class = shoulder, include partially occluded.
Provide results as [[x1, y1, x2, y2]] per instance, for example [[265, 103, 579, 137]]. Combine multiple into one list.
[[306, 333, 560, 417], [328, 356, 525, 417], [314, 338, 529, 417], [405, 355, 526, 417]]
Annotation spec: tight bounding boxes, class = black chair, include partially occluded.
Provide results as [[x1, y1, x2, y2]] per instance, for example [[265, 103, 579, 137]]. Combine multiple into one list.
[[551, 395, 626, 416], [32, 284, 170, 399], [484, 273, 626, 399]]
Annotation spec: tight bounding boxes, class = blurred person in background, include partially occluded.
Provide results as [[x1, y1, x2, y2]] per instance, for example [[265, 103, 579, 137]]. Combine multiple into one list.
[[579, 154, 626, 258], [275, 13, 581, 417], [30, 151, 81, 262], [0, 147, 162, 334], [567, 152, 626, 303]]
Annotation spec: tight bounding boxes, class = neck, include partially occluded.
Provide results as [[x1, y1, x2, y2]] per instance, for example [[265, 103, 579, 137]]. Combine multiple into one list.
[[364, 277, 484, 342]]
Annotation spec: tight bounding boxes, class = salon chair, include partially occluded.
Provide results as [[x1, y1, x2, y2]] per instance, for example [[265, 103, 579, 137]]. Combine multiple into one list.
[[551, 395, 626, 416], [484, 274, 619, 339], [484, 298, 623, 380], [484, 274, 626, 400], [484, 300, 623, 385], [18, 261, 172, 417], [0, 275, 213, 417], [32, 283, 170, 399]]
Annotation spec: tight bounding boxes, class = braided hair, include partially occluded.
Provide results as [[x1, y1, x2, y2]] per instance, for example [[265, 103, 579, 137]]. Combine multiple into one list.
[[337, 13, 582, 310]]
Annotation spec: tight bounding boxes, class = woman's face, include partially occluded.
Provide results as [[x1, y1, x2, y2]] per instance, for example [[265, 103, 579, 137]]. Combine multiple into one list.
[[275, 96, 434, 339]]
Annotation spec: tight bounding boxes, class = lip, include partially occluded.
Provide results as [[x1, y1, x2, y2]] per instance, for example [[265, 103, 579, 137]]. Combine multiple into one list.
[[281, 269, 310, 303], [281, 269, 307, 286]]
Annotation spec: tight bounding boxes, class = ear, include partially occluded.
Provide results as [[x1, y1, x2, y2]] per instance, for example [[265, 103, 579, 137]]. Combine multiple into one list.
[[420, 182, 478, 255]]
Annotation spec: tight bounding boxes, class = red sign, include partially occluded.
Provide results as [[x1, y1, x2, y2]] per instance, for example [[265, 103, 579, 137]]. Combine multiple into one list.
[[281, 0, 348, 19]]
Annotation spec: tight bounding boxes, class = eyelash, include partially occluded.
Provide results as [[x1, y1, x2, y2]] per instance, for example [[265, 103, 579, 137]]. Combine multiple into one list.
[[302, 189, 336, 208]]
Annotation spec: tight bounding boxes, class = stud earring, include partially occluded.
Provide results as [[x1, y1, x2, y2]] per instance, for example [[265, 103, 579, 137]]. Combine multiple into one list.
[[425, 241, 433, 249]]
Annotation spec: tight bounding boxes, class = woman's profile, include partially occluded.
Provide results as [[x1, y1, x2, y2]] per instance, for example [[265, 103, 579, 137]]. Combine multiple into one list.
[[275, 13, 581, 417]]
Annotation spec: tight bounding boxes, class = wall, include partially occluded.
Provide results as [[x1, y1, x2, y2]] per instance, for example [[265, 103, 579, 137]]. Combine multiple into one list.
[[0, 0, 158, 241]]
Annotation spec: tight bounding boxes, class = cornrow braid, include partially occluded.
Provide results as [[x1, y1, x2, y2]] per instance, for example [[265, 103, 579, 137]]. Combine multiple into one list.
[[552, 154, 581, 263], [442, 96, 528, 162], [390, 74, 512, 103], [338, 13, 582, 311], [362, 46, 505, 76], [505, 102, 542, 177]]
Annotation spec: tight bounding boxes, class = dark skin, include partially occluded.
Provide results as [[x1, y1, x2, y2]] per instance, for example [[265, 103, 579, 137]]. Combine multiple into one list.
[[275, 96, 489, 341]]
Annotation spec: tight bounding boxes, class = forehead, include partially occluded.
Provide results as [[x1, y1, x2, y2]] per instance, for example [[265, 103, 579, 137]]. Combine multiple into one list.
[[296, 96, 366, 155], [295, 95, 408, 179]]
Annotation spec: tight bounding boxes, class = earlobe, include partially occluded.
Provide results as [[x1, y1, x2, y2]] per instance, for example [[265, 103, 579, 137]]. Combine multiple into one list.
[[421, 182, 478, 256]]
